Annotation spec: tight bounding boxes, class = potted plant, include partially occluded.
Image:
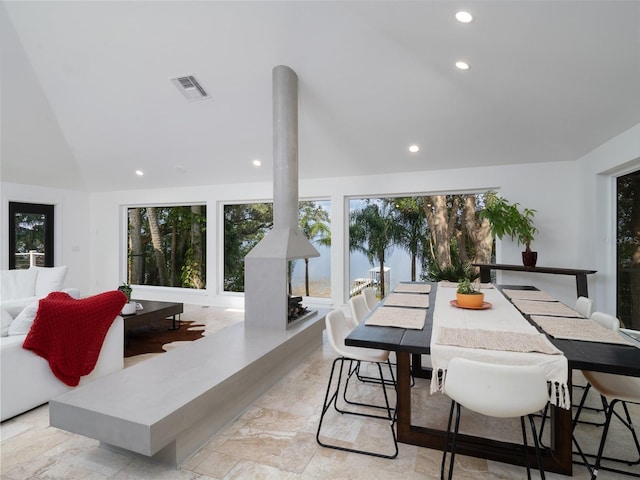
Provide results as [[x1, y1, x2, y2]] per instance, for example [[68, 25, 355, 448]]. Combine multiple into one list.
[[480, 191, 538, 267], [456, 278, 485, 308], [118, 282, 137, 315]]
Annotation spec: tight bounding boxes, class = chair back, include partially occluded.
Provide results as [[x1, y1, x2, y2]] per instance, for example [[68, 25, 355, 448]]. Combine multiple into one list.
[[583, 370, 640, 403], [575, 296, 594, 318], [349, 294, 370, 324], [326, 309, 389, 362], [362, 287, 378, 311], [443, 357, 548, 418], [590, 311, 620, 331]]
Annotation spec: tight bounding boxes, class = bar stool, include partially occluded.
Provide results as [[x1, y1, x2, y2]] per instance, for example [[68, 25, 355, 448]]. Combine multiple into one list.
[[441, 358, 549, 480], [316, 309, 398, 458]]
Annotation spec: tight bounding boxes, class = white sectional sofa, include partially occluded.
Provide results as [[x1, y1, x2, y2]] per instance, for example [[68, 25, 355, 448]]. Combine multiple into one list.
[[0, 267, 124, 422], [1, 266, 72, 317]]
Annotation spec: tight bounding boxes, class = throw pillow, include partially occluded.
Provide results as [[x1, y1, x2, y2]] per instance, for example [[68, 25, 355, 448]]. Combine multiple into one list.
[[32, 266, 68, 296], [0, 268, 37, 300], [8, 301, 39, 336], [1, 309, 13, 337]]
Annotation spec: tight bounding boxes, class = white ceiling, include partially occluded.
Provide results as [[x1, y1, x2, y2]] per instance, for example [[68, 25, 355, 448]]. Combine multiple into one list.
[[1, 1, 639, 192]]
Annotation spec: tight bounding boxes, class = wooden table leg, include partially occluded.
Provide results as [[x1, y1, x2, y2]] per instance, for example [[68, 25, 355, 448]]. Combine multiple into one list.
[[396, 352, 412, 442]]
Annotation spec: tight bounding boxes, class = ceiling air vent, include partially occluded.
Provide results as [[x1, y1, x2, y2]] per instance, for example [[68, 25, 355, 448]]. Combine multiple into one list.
[[170, 75, 210, 101]]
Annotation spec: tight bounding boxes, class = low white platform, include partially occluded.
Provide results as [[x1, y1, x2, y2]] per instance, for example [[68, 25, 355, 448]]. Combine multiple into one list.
[[49, 312, 326, 467]]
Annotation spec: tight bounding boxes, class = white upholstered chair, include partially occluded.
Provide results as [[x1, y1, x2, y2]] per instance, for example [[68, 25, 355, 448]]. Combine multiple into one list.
[[316, 309, 398, 458], [590, 311, 619, 331], [349, 294, 370, 325], [441, 358, 549, 480], [362, 286, 378, 311], [572, 311, 639, 478], [575, 296, 594, 318]]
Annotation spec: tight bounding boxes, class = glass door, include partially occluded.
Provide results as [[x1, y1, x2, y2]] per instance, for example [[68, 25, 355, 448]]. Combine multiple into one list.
[[616, 170, 640, 330], [8, 202, 54, 269]]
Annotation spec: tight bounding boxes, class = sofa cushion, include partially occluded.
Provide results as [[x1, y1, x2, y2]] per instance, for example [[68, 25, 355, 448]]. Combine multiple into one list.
[[1, 309, 13, 337], [1, 268, 37, 301], [8, 301, 39, 336], [32, 266, 68, 296]]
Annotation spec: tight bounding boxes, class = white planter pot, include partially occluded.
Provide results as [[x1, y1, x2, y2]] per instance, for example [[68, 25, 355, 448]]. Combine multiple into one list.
[[121, 301, 137, 315]]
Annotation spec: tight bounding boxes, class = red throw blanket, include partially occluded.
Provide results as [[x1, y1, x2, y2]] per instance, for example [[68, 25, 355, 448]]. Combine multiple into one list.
[[23, 290, 127, 386]]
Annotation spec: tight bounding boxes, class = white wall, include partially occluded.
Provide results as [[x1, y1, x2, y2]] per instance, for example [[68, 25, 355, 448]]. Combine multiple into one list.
[[0, 182, 91, 293], [576, 123, 640, 315]]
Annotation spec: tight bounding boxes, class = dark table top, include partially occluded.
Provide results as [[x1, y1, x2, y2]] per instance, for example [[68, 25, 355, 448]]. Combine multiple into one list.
[[123, 299, 183, 322], [346, 282, 640, 377]]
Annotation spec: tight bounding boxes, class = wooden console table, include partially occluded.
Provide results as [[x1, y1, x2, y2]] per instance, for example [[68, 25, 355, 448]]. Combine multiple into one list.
[[474, 263, 597, 298]]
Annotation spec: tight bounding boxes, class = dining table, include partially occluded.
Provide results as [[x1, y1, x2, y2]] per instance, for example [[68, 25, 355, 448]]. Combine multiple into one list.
[[345, 281, 640, 475]]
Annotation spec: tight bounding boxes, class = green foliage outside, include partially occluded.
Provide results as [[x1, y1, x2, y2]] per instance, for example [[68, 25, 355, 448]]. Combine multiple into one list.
[[223, 201, 331, 296], [617, 171, 640, 329], [127, 205, 206, 288]]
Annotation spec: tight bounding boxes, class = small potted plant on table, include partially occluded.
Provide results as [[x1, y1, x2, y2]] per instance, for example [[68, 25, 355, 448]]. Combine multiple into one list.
[[456, 278, 485, 308], [118, 282, 137, 315]]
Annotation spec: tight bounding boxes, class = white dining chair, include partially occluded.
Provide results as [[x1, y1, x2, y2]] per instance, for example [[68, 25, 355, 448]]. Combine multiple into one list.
[[349, 294, 370, 325], [590, 311, 620, 331], [316, 309, 398, 458], [575, 296, 594, 318], [441, 357, 549, 480], [572, 311, 639, 478], [362, 286, 379, 311]]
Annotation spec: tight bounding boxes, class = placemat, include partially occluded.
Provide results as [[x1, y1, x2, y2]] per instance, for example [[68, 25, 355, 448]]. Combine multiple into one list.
[[502, 289, 557, 302], [365, 306, 426, 330], [383, 293, 429, 309], [530, 315, 635, 345], [511, 299, 582, 317], [393, 283, 431, 294], [436, 327, 562, 355]]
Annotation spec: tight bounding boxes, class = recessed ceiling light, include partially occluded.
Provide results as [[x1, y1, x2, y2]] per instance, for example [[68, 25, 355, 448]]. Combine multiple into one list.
[[456, 61, 470, 70], [408, 145, 420, 153], [455, 11, 473, 23], [135, 170, 144, 176], [252, 159, 262, 167]]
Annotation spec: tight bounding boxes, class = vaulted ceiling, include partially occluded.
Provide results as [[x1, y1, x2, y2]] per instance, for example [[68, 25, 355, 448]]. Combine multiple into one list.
[[1, 1, 639, 192]]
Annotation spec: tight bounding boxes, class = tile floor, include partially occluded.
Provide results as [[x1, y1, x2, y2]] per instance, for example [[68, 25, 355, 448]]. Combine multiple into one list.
[[1, 305, 638, 479]]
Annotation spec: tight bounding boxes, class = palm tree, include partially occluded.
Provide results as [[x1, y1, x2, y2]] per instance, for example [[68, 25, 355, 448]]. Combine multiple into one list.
[[298, 201, 331, 296], [146, 207, 169, 286], [386, 197, 428, 281], [349, 200, 402, 297]]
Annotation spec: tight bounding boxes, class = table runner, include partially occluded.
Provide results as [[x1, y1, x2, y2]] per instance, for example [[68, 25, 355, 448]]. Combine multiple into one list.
[[393, 283, 431, 294], [365, 306, 426, 330], [430, 286, 570, 409], [383, 293, 430, 309], [530, 315, 635, 346]]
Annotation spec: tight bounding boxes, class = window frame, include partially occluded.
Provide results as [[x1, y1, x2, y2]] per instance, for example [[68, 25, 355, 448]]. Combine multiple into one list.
[[8, 202, 55, 269]]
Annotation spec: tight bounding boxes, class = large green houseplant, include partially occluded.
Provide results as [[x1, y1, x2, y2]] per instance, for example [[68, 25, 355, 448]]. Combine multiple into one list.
[[480, 191, 538, 267]]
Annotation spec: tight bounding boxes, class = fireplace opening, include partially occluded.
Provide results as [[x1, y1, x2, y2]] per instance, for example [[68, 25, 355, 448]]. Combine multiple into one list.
[[288, 295, 317, 326]]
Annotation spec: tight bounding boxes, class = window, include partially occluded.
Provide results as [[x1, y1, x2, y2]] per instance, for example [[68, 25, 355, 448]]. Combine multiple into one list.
[[617, 170, 640, 330], [9, 202, 54, 269], [126, 205, 206, 288], [348, 193, 490, 298], [223, 200, 331, 297]]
